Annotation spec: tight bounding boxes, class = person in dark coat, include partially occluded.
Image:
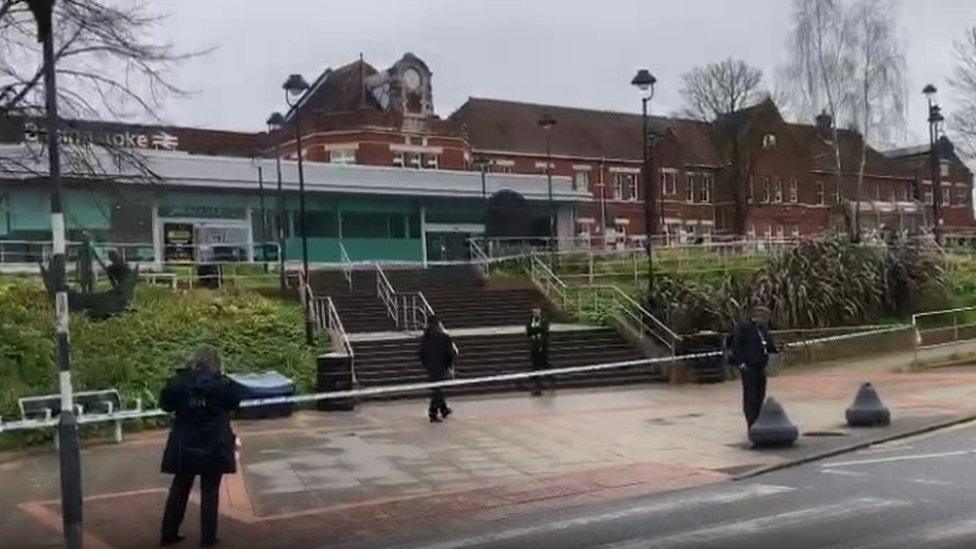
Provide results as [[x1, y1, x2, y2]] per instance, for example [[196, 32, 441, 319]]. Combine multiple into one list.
[[526, 306, 553, 396], [105, 250, 132, 288], [418, 316, 456, 423], [730, 306, 778, 428], [159, 345, 241, 547]]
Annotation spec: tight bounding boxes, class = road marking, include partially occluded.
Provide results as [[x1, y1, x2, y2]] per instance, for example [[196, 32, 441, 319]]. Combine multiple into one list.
[[911, 478, 955, 486], [820, 469, 867, 477], [601, 497, 910, 548], [413, 484, 794, 549], [843, 515, 976, 548], [821, 450, 975, 468]]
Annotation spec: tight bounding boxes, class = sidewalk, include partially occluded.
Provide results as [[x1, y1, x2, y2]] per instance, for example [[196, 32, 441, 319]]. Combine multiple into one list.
[[6, 352, 976, 548]]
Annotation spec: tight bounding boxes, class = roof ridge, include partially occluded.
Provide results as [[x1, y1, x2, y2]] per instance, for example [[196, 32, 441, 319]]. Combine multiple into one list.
[[463, 96, 707, 125]]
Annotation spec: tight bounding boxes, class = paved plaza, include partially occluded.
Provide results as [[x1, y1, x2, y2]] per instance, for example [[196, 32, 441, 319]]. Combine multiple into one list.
[[5, 350, 976, 548]]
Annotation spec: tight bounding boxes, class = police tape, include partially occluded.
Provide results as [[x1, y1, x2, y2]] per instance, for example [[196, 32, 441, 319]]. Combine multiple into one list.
[[0, 324, 910, 433]]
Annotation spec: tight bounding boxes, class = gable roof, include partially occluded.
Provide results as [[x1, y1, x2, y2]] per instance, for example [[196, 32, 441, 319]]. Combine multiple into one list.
[[286, 59, 380, 121], [450, 97, 723, 166]]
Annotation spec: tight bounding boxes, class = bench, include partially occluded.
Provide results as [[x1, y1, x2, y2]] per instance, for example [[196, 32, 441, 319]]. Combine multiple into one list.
[[144, 272, 178, 290], [18, 389, 136, 444]]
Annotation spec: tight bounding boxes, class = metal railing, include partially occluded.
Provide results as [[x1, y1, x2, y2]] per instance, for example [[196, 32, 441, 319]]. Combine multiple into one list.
[[912, 306, 976, 350], [375, 263, 436, 332], [376, 263, 397, 322], [338, 242, 354, 291], [469, 238, 492, 278], [0, 239, 281, 266], [528, 253, 679, 353]]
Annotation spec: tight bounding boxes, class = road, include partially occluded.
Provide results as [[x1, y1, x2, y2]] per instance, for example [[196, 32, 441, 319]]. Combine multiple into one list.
[[345, 421, 976, 549]]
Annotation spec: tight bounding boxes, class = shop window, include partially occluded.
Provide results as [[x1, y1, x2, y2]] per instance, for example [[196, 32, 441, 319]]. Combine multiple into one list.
[[304, 211, 338, 238], [342, 212, 407, 239], [614, 172, 638, 201], [329, 149, 356, 164]]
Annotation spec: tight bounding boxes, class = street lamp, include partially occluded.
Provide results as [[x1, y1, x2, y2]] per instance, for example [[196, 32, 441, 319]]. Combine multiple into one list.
[[632, 68, 657, 292], [538, 114, 557, 262], [924, 84, 943, 243], [266, 112, 287, 293], [25, 1, 84, 547], [282, 73, 314, 345]]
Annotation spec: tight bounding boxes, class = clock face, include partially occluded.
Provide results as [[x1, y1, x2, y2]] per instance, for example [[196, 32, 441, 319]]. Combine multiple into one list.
[[404, 68, 422, 91]]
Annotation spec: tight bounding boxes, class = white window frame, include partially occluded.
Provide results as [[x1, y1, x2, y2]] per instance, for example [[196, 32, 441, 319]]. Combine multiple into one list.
[[789, 178, 798, 203], [940, 161, 950, 178], [614, 172, 639, 202], [696, 174, 712, 203], [942, 187, 951, 206], [392, 151, 405, 168], [329, 149, 357, 165], [773, 178, 783, 203], [573, 168, 590, 192], [685, 172, 696, 203], [762, 133, 777, 149]]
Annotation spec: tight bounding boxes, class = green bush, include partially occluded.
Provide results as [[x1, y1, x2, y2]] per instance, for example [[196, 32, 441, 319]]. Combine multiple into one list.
[[0, 280, 317, 418]]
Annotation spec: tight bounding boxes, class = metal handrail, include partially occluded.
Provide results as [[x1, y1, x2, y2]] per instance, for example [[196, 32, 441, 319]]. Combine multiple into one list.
[[338, 242, 353, 291], [324, 296, 356, 381], [469, 239, 491, 278], [527, 253, 677, 353], [375, 263, 398, 327]]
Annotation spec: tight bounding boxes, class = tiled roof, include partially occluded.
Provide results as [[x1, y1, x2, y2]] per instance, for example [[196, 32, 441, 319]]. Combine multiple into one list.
[[288, 59, 380, 120], [787, 124, 914, 178], [450, 98, 724, 166]]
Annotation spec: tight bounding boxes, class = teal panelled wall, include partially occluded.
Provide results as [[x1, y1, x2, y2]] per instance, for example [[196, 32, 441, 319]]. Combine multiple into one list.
[[4, 188, 114, 232], [283, 237, 423, 262]]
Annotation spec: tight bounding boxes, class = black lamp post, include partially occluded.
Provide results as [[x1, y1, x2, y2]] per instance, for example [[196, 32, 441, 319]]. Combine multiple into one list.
[[631, 68, 657, 292], [266, 112, 287, 292], [282, 74, 313, 344], [538, 114, 557, 262], [25, 1, 83, 547], [923, 84, 943, 243]]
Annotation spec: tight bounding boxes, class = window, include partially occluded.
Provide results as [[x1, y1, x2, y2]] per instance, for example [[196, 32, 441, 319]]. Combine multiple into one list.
[[747, 224, 756, 239], [696, 174, 712, 203], [422, 153, 439, 169], [573, 169, 590, 192], [760, 177, 771, 203], [329, 149, 356, 164], [614, 172, 638, 201], [942, 187, 951, 206], [685, 173, 696, 203], [392, 151, 405, 167], [762, 134, 777, 149], [889, 188, 897, 203], [925, 190, 934, 205], [341, 212, 408, 239], [304, 211, 338, 237], [393, 151, 439, 169], [489, 160, 514, 174], [789, 178, 798, 203], [875, 183, 881, 201], [748, 176, 755, 203], [831, 186, 840, 205], [791, 225, 800, 239], [940, 161, 950, 178], [773, 178, 783, 203], [776, 225, 785, 239], [661, 170, 678, 195], [956, 189, 969, 206], [816, 181, 825, 205]]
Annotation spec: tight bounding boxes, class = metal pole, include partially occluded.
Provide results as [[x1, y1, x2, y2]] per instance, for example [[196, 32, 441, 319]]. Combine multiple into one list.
[[30, 1, 83, 546], [275, 155, 286, 292], [642, 96, 654, 294], [294, 113, 314, 345], [546, 132, 555, 266], [257, 164, 267, 268]]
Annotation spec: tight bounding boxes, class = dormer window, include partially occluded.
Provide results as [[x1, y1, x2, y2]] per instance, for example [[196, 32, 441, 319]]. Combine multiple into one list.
[[762, 134, 777, 149]]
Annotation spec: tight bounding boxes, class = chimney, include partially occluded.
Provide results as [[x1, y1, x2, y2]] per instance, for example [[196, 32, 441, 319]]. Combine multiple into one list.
[[815, 110, 833, 139]]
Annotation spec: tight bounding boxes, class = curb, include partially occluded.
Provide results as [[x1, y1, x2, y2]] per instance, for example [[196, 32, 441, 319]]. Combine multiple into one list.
[[732, 413, 976, 481]]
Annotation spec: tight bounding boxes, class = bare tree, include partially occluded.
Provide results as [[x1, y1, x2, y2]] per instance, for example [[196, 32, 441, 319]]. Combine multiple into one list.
[[783, 0, 856, 237], [949, 27, 976, 161], [680, 58, 764, 121], [848, 0, 907, 236], [0, 0, 205, 177]]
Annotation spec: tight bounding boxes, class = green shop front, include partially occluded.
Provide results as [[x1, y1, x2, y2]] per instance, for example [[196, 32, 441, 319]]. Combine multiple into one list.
[[0, 146, 587, 266]]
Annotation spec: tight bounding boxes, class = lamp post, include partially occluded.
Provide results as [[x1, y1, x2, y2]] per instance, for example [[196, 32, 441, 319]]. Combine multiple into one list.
[[538, 114, 557, 263], [282, 74, 313, 344], [25, 1, 83, 546], [923, 84, 943, 244], [632, 68, 657, 294], [266, 112, 287, 292]]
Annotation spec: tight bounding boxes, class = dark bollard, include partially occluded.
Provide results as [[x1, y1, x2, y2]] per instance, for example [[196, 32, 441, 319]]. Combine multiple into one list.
[[748, 397, 799, 448], [316, 353, 356, 411], [846, 382, 891, 427]]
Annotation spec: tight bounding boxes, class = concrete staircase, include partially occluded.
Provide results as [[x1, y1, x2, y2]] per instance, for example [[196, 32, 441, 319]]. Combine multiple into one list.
[[352, 327, 666, 392], [310, 270, 397, 334], [387, 265, 555, 328]]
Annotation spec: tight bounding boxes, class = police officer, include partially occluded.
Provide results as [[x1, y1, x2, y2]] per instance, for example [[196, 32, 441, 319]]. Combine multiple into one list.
[[730, 306, 778, 428], [159, 345, 241, 547], [526, 306, 553, 396], [418, 316, 457, 423]]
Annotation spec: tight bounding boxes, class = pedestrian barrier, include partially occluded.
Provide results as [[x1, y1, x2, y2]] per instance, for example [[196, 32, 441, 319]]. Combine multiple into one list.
[[15, 389, 137, 443], [0, 324, 909, 435]]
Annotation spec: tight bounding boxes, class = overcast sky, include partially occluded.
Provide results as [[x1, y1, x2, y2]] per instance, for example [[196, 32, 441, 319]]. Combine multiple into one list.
[[152, 0, 975, 148]]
